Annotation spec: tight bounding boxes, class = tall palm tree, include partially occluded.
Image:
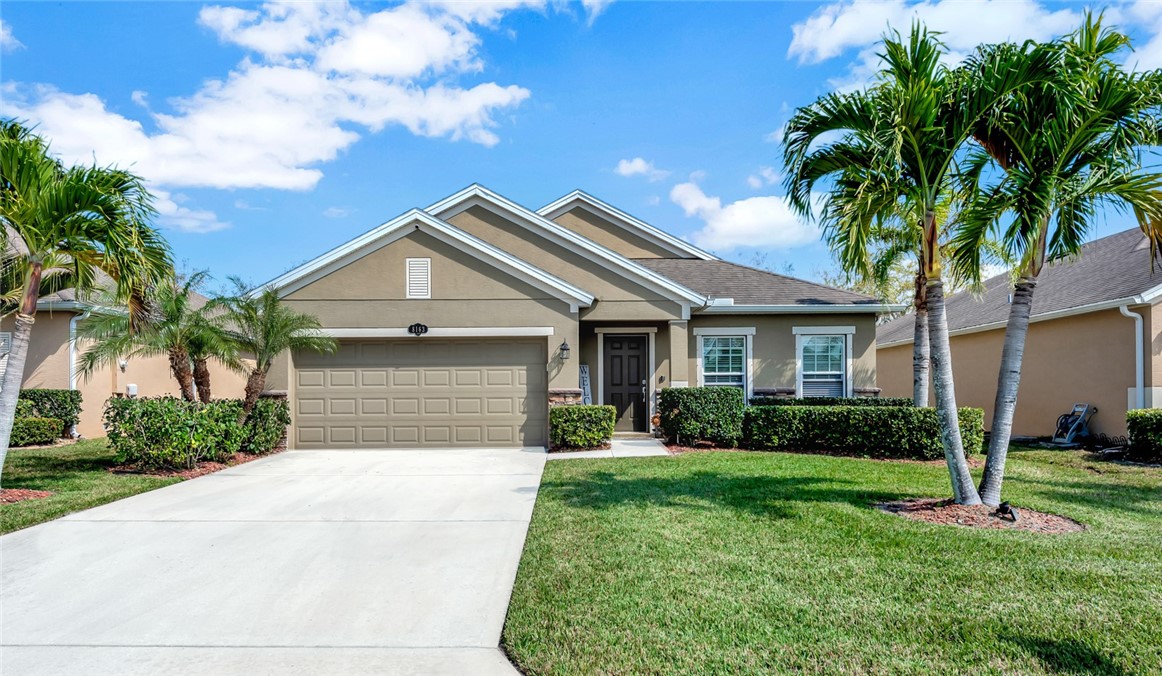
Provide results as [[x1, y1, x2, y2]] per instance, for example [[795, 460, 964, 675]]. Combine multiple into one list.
[[783, 25, 1054, 504], [955, 15, 1162, 506], [76, 271, 242, 403], [213, 279, 336, 418], [0, 120, 172, 468]]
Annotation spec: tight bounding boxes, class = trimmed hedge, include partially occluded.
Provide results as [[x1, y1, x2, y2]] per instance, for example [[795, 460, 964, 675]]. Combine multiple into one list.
[[18, 389, 82, 434], [658, 387, 745, 446], [749, 396, 914, 408], [1127, 409, 1162, 462], [242, 398, 292, 455], [105, 398, 245, 469], [550, 405, 616, 450], [103, 396, 291, 470], [11, 417, 63, 447], [743, 405, 985, 460]]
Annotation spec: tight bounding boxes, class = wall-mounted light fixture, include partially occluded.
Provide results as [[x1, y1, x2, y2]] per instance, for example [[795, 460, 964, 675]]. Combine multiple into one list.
[[118, 359, 128, 373], [559, 340, 571, 360]]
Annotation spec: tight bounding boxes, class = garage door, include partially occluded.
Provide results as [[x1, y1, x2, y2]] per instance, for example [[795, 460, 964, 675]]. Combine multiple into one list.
[[293, 339, 547, 449]]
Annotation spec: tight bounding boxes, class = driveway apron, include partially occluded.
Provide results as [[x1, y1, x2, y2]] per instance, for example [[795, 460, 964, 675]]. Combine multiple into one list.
[[0, 448, 546, 675]]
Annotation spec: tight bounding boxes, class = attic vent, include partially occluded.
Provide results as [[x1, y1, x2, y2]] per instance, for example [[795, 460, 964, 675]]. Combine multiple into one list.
[[406, 258, 431, 299]]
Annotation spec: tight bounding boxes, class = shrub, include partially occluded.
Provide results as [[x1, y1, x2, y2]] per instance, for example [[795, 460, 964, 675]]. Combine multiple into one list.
[[749, 396, 914, 408], [10, 417, 63, 447], [1126, 409, 1162, 462], [658, 387, 745, 446], [242, 398, 292, 454], [14, 399, 34, 418], [104, 397, 245, 470], [17, 389, 82, 434], [550, 405, 616, 450], [743, 405, 985, 460]]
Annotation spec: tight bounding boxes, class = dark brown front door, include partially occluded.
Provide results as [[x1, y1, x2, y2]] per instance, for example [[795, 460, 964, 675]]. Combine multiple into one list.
[[604, 335, 647, 432]]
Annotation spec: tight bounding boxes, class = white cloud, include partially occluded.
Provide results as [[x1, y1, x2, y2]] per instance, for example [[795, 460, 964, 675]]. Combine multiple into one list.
[[788, 0, 1086, 89], [670, 181, 819, 251], [746, 166, 781, 189], [581, 0, 615, 25], [2, 1, 551, 232], [1125, 0, 1162, 71], [1, 20, 21, 51], [154, 190, 230, 233], [615, 157, 669, 182], [322, 206, 351, 218]]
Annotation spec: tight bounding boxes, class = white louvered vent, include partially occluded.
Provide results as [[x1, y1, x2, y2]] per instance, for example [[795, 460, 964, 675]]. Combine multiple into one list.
[[0, 332, 10, 354], [406, 258, 431, 299]]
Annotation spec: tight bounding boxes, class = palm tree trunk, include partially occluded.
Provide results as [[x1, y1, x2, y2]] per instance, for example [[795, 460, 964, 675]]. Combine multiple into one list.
[[0, 261, 44, 477], [193, 357, 212, 404], [979, 276, 1036, 506], [912, 267, 930, 407], [242, 369, 266, 415], [168, 348, 196, 402], [927, 279, 982, 505]]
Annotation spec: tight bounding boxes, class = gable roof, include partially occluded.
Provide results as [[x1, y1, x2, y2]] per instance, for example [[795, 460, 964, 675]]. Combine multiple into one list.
[[426, 184, 707, 305], [878, 228, 1162, 346], [255, 208, 595, 309], [537, 190, 717, 261], [634, 258, 898, 313]]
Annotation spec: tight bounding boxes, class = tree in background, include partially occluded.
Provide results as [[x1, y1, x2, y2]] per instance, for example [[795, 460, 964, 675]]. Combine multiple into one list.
[[783, 25, 1053, 504], [955, 14, 1162, 506], [212, 279, 337, 419], [77, 271, 242, 403], [0, 120, 172, 469]]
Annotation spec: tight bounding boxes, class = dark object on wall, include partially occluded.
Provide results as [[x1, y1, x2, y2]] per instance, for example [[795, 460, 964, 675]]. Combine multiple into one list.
[[407, 323, 429, 336]]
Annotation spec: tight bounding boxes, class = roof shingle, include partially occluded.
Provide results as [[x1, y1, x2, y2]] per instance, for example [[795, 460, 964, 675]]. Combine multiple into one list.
[[632, 258, 880, 306]]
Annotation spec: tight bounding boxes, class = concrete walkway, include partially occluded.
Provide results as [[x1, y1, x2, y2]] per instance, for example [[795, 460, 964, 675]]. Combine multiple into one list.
[[0, 448, 547, 675], [547, 436, 671, 460]]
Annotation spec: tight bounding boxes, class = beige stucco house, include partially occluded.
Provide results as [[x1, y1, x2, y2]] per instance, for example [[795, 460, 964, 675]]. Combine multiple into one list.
[[1, 290, 247, 438], [258, 185, 896, 449], [877, 228, 1160, 438]]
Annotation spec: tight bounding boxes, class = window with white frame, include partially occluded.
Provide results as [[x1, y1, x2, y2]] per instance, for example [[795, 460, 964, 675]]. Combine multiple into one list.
[[800, 334, 846, 397], [701, 336, 747, 388]]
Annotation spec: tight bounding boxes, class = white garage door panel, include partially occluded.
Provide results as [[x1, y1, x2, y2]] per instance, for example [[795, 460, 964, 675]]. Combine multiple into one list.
[[294, 339, 547, 449]]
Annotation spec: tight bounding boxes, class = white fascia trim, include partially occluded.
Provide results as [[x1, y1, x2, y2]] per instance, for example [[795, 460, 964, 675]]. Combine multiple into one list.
[[322, 327, 555, 338], [693, 326, 756, 336], [793, 325, 855, 336], [35, 301, 85, 312], [594, 326, 658, 334], [877, 290, 1162, 349], [426, 185, 707, 304], [537, 190, 718, 261], [700, 303, 903, 314], [253, 208, 594, 308]]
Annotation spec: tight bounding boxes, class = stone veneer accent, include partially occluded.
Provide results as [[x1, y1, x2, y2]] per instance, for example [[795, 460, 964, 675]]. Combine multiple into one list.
[[548, 388, 585, 407]]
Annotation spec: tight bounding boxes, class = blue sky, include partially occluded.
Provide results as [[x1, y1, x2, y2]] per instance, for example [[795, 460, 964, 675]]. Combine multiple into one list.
[[3, 1, 1160, 289]]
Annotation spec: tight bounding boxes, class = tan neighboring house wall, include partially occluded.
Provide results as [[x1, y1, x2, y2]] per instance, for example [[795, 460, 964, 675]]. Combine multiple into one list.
[[3, 309, 247, 438], [878, 306, 1149, 437]]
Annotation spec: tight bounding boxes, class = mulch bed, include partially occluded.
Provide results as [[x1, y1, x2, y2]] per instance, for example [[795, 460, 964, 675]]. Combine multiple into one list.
[[1, 488, 54, 504], [665, 443, 985, 466], [110, 449, 280, 479], [878, 498, 1086, 534]]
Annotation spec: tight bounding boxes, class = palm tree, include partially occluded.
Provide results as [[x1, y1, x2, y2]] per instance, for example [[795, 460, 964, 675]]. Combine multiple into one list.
[[783, 25, 1054, 504], [954, 15, 1162, 506], [76, 271, 242, 403], [0, 120, 172, 467], [213, 279, 336, 417]]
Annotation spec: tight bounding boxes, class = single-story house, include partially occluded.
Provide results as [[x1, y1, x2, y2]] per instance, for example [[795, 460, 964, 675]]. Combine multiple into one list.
[[259, 185, 897, 449], [877, 227, 1160, 438], [1, 289, 247, 438]]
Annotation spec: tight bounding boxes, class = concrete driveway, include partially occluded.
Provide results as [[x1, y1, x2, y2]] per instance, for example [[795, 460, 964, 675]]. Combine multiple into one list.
[[0, 448, 546, 675]]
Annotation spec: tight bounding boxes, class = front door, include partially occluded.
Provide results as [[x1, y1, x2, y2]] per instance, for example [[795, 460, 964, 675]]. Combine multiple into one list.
[[604, 335, 647, 432]]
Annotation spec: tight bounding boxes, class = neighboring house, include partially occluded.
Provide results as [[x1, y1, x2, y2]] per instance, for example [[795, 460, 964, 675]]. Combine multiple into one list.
[[259, 185, 897, 449], [0, 289, 247, 438], [877, 228, 1160, 438]]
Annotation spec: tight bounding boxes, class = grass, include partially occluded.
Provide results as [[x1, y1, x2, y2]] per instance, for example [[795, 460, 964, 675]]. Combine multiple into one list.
[[1, 439, 180, 534], [503, 448, 1162, 675]]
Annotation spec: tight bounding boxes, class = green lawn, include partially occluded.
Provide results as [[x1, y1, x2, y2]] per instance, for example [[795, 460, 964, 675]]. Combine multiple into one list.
[[503, 449, 1162, 675], [1, 439, 179, 534]]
